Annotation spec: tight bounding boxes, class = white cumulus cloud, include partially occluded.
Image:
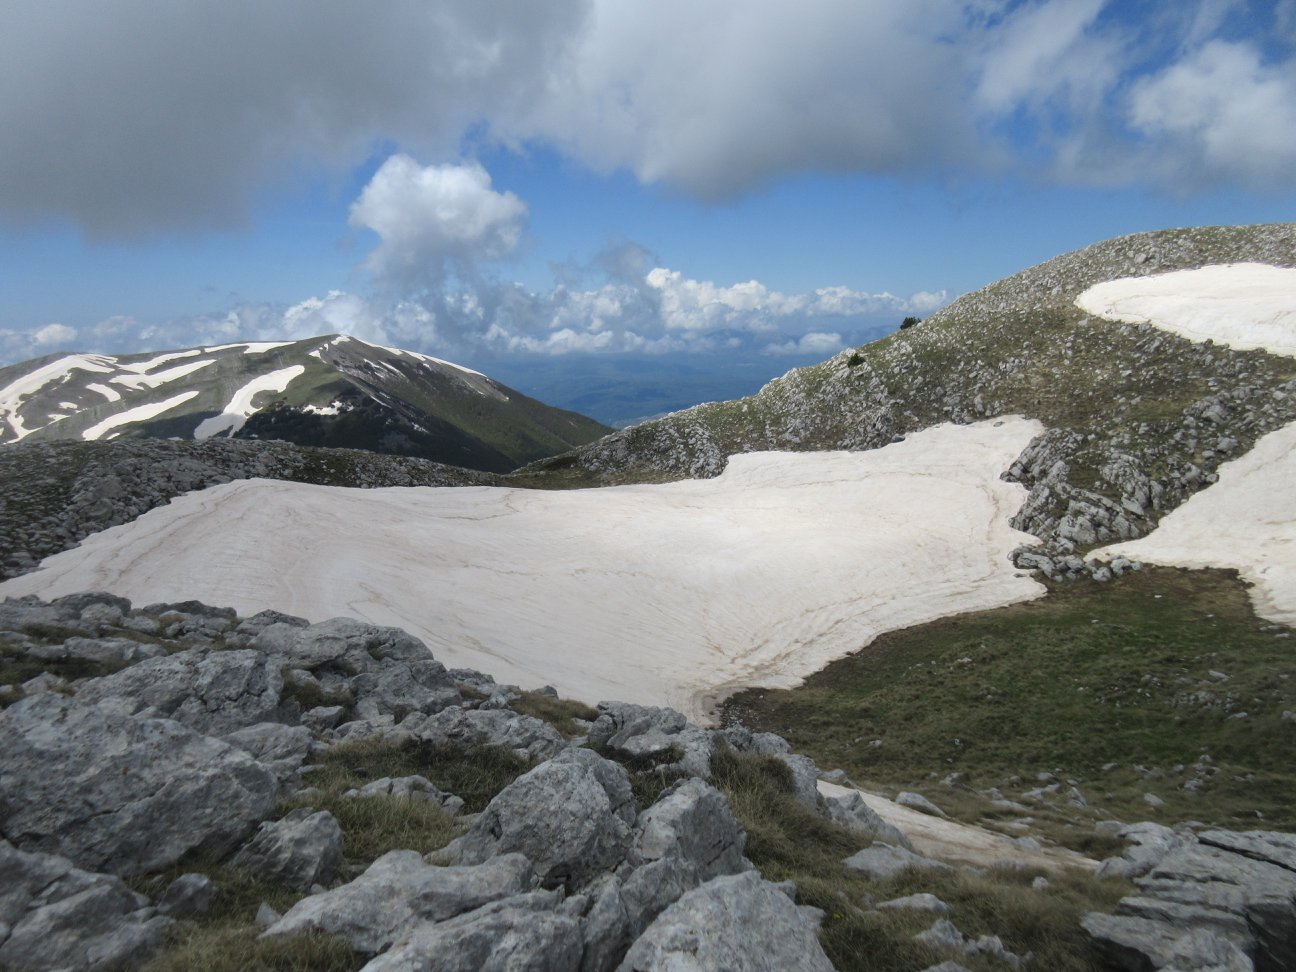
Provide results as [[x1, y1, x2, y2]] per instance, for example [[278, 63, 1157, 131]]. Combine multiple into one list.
[[763, 332, 845, 356], [1127, 40, 1296, 188], [32, 323, 78, 347], [350, 156, 528, 290]]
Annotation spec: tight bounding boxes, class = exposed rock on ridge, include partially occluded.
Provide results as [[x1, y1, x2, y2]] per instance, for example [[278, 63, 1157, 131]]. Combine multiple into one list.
[[520, 224, 1296, 575]]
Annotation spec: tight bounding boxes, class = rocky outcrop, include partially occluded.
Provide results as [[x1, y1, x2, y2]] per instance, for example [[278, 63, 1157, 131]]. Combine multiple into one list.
[[7, 590, 1296, 972], [230, 808, 343, 891], [0, 839, 173, 971], [363, 890, 583, 972], [1084, 827, 1296, 971], [264, 852, 538, 955], [0, 692, 277, 875], [842, 842, 954, 881], [406, 705, 566, 760], [449, 747, 638, 890], [617, 870, 835, 972]]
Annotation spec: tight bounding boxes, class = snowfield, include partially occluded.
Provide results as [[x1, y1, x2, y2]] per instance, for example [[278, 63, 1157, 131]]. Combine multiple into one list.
[[1077, 263, 1296, 356], [1085, 261, 1296, 622], [0, 417, 1045, 719]]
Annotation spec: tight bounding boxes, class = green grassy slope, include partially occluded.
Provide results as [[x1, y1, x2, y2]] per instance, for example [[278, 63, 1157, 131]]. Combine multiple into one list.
[[724, 567, 1296, 839]]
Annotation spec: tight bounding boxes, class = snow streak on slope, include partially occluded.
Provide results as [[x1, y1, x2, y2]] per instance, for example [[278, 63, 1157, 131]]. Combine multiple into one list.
[[1077, 263, 1296, 356], [109, 359, 215, 391], [194, 366, 306, 439], [0, 354, 115, 440], [81, 391, 201, 441], [1084, 262, 1296, 622], [0, 418, 1045, 719]]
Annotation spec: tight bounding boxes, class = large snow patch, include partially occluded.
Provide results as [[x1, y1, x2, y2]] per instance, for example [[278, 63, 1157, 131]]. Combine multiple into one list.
[[1084, 261, 1296, 623], [1076, 263, 1296, 356], [0, 418, 1045, 719]]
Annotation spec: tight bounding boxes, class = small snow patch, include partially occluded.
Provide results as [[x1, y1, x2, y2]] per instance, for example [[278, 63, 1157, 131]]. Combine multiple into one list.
[[81, 391, 200, 441]]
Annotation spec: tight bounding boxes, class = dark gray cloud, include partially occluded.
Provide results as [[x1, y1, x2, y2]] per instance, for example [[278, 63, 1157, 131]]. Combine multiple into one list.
[[0, 0, 1291, 240], [0, 0, 585, 236]]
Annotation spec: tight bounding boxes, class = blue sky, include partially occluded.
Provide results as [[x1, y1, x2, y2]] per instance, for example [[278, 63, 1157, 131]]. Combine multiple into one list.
[[1, 0, 1294, 418]]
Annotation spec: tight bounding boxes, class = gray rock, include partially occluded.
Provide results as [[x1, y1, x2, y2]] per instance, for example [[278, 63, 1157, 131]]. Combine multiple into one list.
[[1082, 912, 1253, 971], [158, 873, 218, 918], [0, 838, 173, 971], [587, 702, 715, 777], [616, 870, 835, 972], [351, 659, 462, 722], [231, 808, 342, 890], [843, 843, 954, 881], [823, 790, 913, 849], [897, 791, 948, 818], [0, 693, 277, 874], [60, 636, 166, 665], [344, 775, 465, 816], [915, 918, 968, 952], [1085, 825, 1296, 971], [774, 753, 823, 809], [634, 778, 750, 882], [407, 706, 565, 760], [78, 602, 125, 631], [1098, 821, 1187, 879], [301, 704, 347, 731], [222, 722, 313, 788], [451, 748, 636, 890], [264, 616, 434, 674], [878, 893, 951, 915], [229, 609, 310, 649], [918, 963, 974, 972], [615, 779, 755, 946], [76, 647, 285, 735], [579, 876, 632, 972], [1199, 829, 1296, 872], [255, 902, 282, 929], [361, 890, 582, 972], [263, 850, 535, 955]]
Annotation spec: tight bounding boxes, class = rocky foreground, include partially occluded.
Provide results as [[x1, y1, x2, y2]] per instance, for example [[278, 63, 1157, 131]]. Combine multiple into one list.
[[2, 593, 1294, 971]]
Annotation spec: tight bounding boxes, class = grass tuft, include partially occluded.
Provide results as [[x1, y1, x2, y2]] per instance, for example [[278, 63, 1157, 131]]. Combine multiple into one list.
[[509, 690, 599, 739]]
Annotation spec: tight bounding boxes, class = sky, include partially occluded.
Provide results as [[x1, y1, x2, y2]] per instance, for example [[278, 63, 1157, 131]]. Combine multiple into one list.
[[1, 0, 1294, 421]]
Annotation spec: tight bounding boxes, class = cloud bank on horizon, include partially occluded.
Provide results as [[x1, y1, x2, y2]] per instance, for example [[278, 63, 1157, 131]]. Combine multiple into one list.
[[1, 0, 1293, 365]]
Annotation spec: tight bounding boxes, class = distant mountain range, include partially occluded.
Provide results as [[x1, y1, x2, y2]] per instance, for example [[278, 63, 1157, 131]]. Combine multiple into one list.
[[0, 334, 609, 472]]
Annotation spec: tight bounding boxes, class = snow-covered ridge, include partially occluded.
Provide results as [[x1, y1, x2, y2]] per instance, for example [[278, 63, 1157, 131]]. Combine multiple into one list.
[[0, 417, 1045, 719]]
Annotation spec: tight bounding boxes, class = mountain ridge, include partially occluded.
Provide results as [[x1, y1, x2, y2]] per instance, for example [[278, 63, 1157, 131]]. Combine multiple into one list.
[[0, 333, 610, 473], [516, 223, 1296, 574]]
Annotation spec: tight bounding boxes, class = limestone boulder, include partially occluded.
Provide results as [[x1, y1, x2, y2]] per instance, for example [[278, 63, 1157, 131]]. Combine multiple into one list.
[[0, 693, 277, 874], [360, 890, 582, 972], [616, 871, 835, 972], [0, 839, 172, 971], [451, 748, 636, 890], [263, 851, 535, 956], [231, 808, 342, 891]]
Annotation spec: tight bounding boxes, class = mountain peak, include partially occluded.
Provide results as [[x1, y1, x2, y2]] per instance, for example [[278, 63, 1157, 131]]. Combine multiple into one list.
[[0, 334, 608, 472]]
